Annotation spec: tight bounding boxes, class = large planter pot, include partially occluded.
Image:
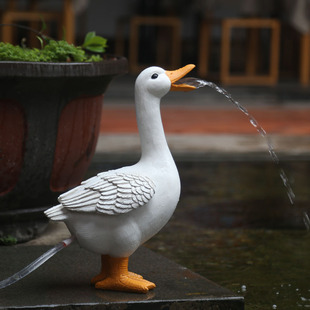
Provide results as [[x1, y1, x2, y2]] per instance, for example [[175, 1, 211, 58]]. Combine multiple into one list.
[[0, 57, 128, 242]]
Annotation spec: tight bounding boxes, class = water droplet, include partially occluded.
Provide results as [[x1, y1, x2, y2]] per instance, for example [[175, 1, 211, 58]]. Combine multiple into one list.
[[257, 127, 267, 137], [279, 169, 295, 205], [238, 105, 249, 116], [250, 118, 258, 128], [272, 304, 277, 309], [303, 212, 310, 230], [241, 285, 246, 292]]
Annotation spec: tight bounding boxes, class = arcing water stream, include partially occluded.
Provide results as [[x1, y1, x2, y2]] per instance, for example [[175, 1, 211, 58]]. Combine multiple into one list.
[[178, 77, 310, 230]]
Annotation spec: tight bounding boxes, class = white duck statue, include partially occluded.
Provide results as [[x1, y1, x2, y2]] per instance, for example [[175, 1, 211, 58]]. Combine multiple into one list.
[[45, 64, 196, 293]]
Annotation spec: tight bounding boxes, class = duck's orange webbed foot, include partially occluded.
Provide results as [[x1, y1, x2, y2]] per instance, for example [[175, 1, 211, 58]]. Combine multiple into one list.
[[92, 256, 155, 293], [91, 255, 145, 285], [95, 274, 156, 293]]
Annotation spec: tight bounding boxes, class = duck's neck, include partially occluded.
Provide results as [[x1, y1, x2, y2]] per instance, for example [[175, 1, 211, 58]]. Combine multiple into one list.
[[135, 90, 172, 164]]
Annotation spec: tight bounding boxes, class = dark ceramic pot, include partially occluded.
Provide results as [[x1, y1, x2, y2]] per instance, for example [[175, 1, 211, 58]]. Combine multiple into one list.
[[0, 57, 128, 242]]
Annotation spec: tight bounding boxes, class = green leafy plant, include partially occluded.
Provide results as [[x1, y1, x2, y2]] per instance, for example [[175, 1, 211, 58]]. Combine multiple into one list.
[[0, 31, 107, 62], [82, 31, 108, 53]]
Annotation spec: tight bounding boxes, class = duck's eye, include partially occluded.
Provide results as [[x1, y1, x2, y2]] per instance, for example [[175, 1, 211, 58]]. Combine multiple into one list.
[[151, 73, 158, 79]]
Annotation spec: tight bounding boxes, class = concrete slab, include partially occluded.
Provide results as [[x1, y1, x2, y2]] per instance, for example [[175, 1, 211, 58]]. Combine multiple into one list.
[[0, 244, 243, 309]]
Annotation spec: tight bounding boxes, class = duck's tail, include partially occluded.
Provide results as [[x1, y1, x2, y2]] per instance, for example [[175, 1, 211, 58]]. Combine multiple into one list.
[[0, 236, 75, 289]]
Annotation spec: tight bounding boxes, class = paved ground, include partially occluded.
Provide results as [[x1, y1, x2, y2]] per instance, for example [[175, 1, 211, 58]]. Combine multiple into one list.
[[97, 74, 310, 157]]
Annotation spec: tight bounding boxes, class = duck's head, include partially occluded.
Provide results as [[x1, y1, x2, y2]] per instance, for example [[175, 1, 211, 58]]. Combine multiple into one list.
[[135, 64, 196, 99]]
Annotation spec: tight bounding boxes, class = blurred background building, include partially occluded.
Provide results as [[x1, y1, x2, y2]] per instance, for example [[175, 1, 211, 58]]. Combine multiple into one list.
[[1, 0, 310, 85]]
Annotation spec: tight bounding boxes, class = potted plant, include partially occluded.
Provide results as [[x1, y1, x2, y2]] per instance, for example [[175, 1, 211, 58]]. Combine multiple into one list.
[[0, 31, 128, 243]]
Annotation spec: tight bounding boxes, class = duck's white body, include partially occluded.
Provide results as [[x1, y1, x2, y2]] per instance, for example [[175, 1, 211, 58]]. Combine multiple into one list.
[[64, 164, 179, 257], [45, 65, 195, 293]]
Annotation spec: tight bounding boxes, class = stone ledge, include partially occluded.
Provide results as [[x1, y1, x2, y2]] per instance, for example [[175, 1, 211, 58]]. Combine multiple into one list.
[[0, 244, 243, 309]]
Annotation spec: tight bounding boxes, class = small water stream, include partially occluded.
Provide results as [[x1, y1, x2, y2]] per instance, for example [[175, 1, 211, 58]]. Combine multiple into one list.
[[178, 77, 310, 230]]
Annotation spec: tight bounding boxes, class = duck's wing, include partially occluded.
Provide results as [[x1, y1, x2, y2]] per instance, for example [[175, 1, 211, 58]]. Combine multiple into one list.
[[58, 172, 156, 215]]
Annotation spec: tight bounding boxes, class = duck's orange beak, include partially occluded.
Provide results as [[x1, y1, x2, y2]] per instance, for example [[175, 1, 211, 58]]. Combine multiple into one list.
[[166, 64, 196, 91]]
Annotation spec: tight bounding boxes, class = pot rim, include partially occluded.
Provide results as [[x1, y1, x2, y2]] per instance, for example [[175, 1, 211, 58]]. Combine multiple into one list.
[[0, 56, 128, 78]]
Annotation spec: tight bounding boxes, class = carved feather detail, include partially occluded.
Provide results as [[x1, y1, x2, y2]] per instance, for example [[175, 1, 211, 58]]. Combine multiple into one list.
[[58, 172, 156, 215]]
